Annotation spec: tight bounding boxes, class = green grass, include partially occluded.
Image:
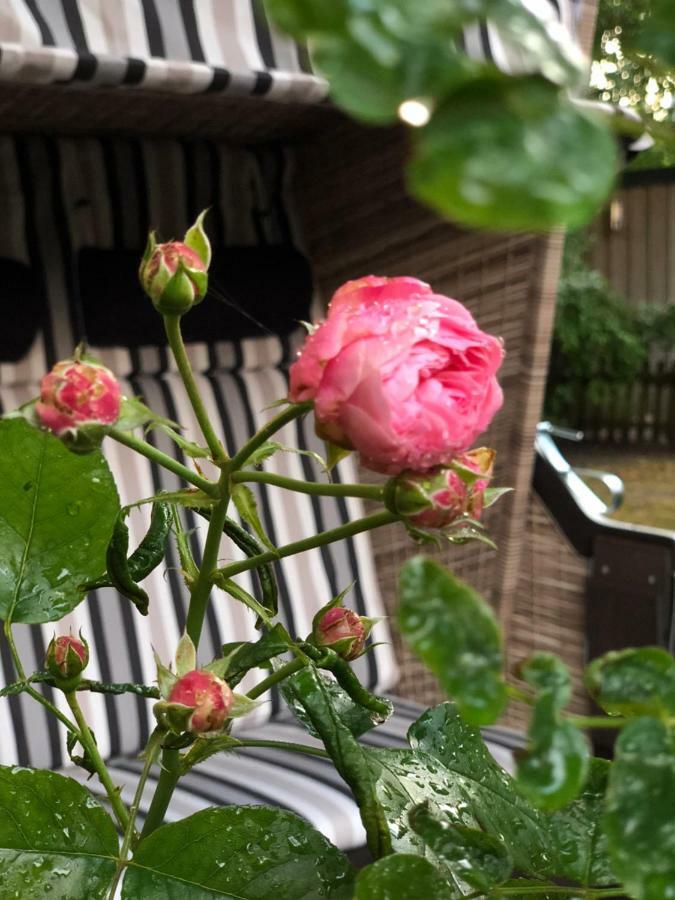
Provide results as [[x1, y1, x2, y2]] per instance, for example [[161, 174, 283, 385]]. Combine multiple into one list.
[[566, 447, 675, 531]]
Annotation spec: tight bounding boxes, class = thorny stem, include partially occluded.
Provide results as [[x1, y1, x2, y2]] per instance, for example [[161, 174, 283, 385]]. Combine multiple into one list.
[[108, 728, 165, 899], [163, 314, 228, 464], [139, 745, 181, 840], [216, 510, 400, 580], [247, 658, 306, 700], [108, 427, 217, 497], [232, 469, 384, 501], [227, 402, 312, 471], [234, 738, 329, 759], [65, 691, 130, 833]]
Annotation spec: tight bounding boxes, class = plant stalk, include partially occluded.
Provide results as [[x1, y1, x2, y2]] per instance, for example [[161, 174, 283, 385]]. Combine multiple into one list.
[[232, 469, 384, 501], [247, 657, 306, 700], [216, 511, 399, 580], [227, 402, 312, 471], [163, 314, 228, 463], [109, 427, 217, 497], [139, 745, 180, 840], [65, 691, 130, 832]]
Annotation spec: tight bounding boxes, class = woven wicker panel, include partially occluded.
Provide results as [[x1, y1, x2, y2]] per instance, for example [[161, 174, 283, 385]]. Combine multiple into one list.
[[503, 492, 591, 731], [0, 82, 336, 142], [293, 120, 566, 706]]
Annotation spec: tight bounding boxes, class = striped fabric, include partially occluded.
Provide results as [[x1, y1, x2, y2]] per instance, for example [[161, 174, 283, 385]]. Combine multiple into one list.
[[0, 0, 325, 102], [0, 0, 583, 102]]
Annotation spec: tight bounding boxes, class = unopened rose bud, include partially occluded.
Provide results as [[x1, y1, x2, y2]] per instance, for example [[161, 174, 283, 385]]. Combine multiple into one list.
[[313, 607, 369, 661], [46, 634, 89, 684], [35, 360, 121, 450], [167, 669, 233, 733], [139, 211, 211, 315], [390, 448, 496, 529]]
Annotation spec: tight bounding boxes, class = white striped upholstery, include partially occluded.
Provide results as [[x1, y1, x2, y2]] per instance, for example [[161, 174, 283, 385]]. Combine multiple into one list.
[[0, 0, 583, 101], [0, 0, 325, 102]]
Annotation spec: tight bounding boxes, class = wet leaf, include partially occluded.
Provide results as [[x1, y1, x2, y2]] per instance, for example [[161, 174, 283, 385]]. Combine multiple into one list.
[[517, 652, 571, 710], [0, 766, 118, 899], [408, 76, 617, 232], [585, 646, 675, 717], [282, 666, 389, 738], [284, 665, 391, 857], [355, 854, 456, 899], [0, 418, 120, 623], [398, 557, 506, 725], [122, 806, 355, 898], [222, 624, 289, 689], [548, 759, 617, 888], [603, 717, 675, 900], [409, 803, 512, 892], [516, 700, 590, 811]]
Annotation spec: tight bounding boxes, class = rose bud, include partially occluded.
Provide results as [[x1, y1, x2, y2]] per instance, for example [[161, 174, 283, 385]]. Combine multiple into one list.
[[46, 634, 89, 685], [139, 211, 210, 315], [35, 359, 121, 451], [167, 669, 233, 734], [288, 275, 504, 474], [313, 607, 370, 661], [390, 448, 497, 529]]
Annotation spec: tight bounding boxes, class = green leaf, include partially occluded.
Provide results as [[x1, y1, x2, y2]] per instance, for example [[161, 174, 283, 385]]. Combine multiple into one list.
[[516, 697, 590, 811], [183, 209, 212, 269], [175, 631, 196, 676], [116, 396, 176, 432], [282, 666, 388, 738], [548, 759, 617, 888], [585, 647, 675, 717], [229, 692, 264, 719], [122, 806, 354, 899], [222, 624, 289, 688], [0, 418, 120, 623], [408, 803, 512, 892], [324, 440, 352, 471], [178, 733, 241, 773], [518, 652, 571, 709], [284, 665, 392, 857], [408, 703, 544, 873], [635, 0, 675, 66], [0, 766, 118, 899], [232, 483, 276, 551], [155, 424, 210, 459], [408, 76, 617, 232], [355, 854, 455, 899], [603, 717, 675, 900], [398, 557, 506, 725]]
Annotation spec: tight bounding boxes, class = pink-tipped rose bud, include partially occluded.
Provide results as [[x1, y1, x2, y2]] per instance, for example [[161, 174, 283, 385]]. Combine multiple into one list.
[[313, 607, 368, 661], [390, 448, 496, 529], [168, 669, 233, 733], [46, 634, 89, 683], [36, 360, 121, 442], [139, 212, 211, 315]]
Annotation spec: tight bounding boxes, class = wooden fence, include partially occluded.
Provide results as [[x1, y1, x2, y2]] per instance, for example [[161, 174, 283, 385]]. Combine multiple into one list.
[[571, 361, 675, 445]]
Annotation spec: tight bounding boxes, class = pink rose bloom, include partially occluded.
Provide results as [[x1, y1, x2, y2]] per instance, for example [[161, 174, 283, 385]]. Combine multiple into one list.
[[289, 276, 504, 474], [36, 360, 121, 436]]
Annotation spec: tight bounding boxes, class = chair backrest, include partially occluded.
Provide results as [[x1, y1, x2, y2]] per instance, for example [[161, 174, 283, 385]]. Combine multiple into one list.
[[0, 134, 398, 770]]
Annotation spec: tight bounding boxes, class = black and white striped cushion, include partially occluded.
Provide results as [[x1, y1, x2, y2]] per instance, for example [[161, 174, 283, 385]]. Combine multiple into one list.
[[0, 0, 583, 100]]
